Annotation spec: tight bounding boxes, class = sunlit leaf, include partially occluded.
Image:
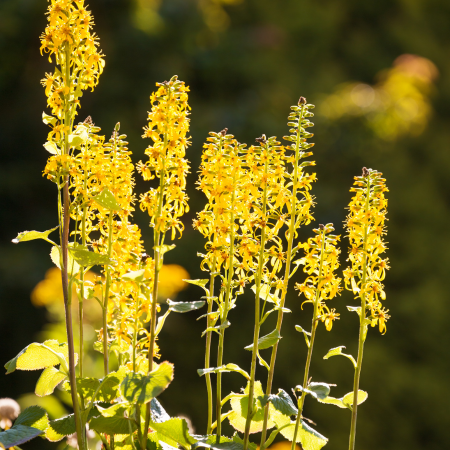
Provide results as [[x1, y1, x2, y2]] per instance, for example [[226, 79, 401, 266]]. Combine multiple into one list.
[[342, 390, 368, 409], [90, 416, 137, 435], [93, 188, 122, 211], [69, 246, 113, 267], [323, 346, 356, 368], [197, 363, 250, 380], [148, 417, 197, 450], [244, 329, 281, 351], [15, 406, 48, 431], [45, 414, 76, 442], [35, 367, 67, 397], [167, 299, 205, 313], [279, 420, 328, 450], [251, 284, 279, 304], [12, 226, 58, 244]]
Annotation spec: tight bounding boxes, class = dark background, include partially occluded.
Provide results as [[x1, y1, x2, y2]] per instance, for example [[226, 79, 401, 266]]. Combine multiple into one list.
[[1, 0, 449, 449]]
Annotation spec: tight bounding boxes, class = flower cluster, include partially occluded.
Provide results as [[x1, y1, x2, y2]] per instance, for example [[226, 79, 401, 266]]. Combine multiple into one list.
[[40, 0, 104, 149], [343, 167, 390, 333], [138, 76, 191, 240], [295, 224, 342, 331]]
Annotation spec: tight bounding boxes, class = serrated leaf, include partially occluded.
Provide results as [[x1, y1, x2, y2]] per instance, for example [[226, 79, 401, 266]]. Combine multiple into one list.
[[201, 321, 230, 337], [5, 340, 70, 374], [121, 361, 174, 404], [260, 389, 298, 416], [244, 329, 281, 351], [167, 299, 205, 313], [251, 284, 279, 304], [93, 188, 122, 211], [228, 381, 275, 434], [148, 418, 197, 450], [122, 269, 146, 282], [342, 390, 368, 408], [0, 425, 43, 448], [35, 367, 67, 396], [90, 416, 137, 435], [45, 414, 76, 442], [279, 420, 328, 450], [69, 246, 112, 267], [12, 226, 58, 244], [15, 406, 48, 431], [197, 363, 250, 380], [323, 346, 356, 368]]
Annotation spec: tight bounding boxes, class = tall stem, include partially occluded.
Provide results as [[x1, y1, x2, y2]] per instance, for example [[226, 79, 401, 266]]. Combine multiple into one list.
[[348, 182, 371, 450], [205, 257, 217, 435], [243, 153, 269, 450], [61, 43, 85, 450], [216, 169, 238, 442], [290, 229, 326, 450], [260, 106, 305, 449]]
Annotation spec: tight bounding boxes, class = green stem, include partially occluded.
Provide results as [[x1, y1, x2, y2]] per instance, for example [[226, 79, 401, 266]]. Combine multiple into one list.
[[143, 97, 171, 449], [60, 43, 85, 450], [216, 168, 238, 443], [348, 180, 371, 450], [290, 229, 326, 450], [243, 151, 269, 450], [205, 257, 217, 435], [260, 105, 305, 449]]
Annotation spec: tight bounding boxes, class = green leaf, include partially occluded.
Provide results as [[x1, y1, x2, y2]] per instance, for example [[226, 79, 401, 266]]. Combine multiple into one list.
[[167, 299, 205, 313], [295, 325, 311, 347], [90, 416, 137, 435], [279, 420, 328, 450], [244, 329, 281, 351], [69, 246, 113, 267], [150, 398, 171, 423], [148, 418, 197, 450], [43, 141, 59, 155], [96, 402, 129, 418], [184, 279, 208, 288], [45, 414, 76, 442], [0, 425, 43, 448], [12, 226, 58, 244], [5, 340, 70, 374], [122, 269, 146, 282], [35, 367, 67, 397], [307, 382, 333, 400], [50, 245, 80, 276], [93, 188, 122, 211], [154, 244, 176, 255], [42, 112, 57, 126], [232, 433, 258, 450], [251, 284, 279, 304], [121, 361, 174, 404], [15, 406, 48, 431], [323, 346, 357, 368], [197, 363, 250, 380], [201, 321, 230, 337], [228, 381, 275, 434], [260, 389, 298, 416], [342, 390, 368, 409], [316, 396, 346, 408], [194, 436, 243, 450], [347, 306, 361, 316]]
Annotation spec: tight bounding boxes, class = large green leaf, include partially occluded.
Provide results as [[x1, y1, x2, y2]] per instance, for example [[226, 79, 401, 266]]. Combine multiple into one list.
[[93, 188, 122, 211], [45, 414, 76, 442], [148, 417, 197, 450], [279, 420, 328, 450], [121, 361, 174, 404], [35, 367, 67, 397], [0, 425, 43, 448], [167, 299, 205, 313], [228, 381, 275, 434], [244, 329, 281, 351], [323, 346, 356, 368], [90, 416, 137, 435], [15, 406, 48, 431], [12, 226, 58, 244], [69, 246, 113, 267], [5, 340, 70, 374], [197, 363, 249, 380]]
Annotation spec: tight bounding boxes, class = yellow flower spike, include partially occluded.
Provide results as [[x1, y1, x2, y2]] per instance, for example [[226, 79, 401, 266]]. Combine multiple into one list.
[[345, 167, 389, 450]]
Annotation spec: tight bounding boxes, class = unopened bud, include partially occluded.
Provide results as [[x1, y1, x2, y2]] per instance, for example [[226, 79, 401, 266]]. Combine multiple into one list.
[[298, 97, 307, 105], [362, 167, 369, 177], [220, 128, 228, 137], [319, 224, 324, 230]]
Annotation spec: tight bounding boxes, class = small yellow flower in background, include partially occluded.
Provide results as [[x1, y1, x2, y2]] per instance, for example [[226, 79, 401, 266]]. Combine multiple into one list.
[[158, 264, 190, 300]]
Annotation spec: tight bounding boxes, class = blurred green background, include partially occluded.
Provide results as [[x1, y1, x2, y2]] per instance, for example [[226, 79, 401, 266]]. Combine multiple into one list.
[[1, 0, 449, 449]]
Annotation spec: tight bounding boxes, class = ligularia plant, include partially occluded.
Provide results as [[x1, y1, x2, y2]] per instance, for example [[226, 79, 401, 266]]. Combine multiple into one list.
[[2, 2, 390, 450]]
